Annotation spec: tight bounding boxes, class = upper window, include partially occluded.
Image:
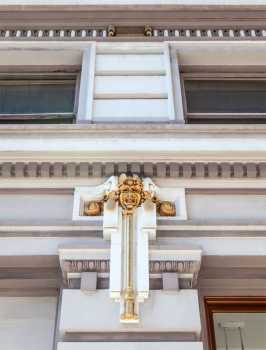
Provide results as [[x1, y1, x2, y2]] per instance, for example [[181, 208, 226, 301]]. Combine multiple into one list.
[[0, 74, 77, 123], [205, 297, 266, 350], [182, 74, 266, 123]]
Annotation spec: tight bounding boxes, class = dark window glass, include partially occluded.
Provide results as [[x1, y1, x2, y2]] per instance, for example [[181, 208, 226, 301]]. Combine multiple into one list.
[[0, 79, 75, 115], [185, 80, 266, 113]]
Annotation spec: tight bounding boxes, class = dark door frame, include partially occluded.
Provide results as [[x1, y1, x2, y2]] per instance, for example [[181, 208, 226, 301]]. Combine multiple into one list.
[[204, 296, 266, 350]]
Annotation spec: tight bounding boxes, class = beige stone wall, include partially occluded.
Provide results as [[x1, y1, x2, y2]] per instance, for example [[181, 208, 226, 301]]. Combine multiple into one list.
[[0, 297, 57, 350], [0, 194, 73, 222], [187, 194, 266, 222], [1, 192, 266, 223]]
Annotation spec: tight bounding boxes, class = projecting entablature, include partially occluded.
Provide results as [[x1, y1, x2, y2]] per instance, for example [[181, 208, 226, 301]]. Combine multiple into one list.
[[0, 3, 266, 42], [59, 246, 201, 291]]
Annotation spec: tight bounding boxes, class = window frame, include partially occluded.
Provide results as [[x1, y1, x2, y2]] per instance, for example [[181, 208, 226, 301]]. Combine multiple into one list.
[[204, 296, 266, 350], [0, 71, 80, 123], [182, 73, 266, 122]]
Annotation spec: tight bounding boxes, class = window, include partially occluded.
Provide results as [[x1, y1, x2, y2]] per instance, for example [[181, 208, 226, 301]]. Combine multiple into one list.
[[205, 297, 266, 350], [0, 74, 77, 123], [182, 74, 266, 123]]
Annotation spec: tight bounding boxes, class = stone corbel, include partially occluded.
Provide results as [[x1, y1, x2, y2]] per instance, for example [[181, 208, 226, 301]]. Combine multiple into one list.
[[149, 246, 202, 290], [59, 245, 110, 290]]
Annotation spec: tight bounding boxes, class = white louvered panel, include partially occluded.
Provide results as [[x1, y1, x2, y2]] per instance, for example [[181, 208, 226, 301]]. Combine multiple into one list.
[[94, 76, 167, 98], [95, 54, 165, 75], [93, 99, 168, 121]]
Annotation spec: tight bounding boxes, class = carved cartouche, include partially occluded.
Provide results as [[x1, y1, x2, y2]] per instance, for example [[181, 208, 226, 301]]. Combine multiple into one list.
[[84, 201, 102, 216]]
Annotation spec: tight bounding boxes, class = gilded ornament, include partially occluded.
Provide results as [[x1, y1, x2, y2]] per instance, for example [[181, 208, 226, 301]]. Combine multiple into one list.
[[157, 201, 176, 217], [144, 25, 152, 37], [83, 201, 103, 216], [107, 25, 116, 37], [120, 287, 139, 321], [105, 174, 151, 216]]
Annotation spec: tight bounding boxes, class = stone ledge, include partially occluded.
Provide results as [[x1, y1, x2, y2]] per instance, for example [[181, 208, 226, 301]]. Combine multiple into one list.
[[1, 123, 266, 134], [1, 161, 266, 178]]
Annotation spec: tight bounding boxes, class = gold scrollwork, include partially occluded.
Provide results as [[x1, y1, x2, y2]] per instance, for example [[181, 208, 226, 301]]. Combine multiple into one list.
[[144, 25, 153, 37], [157, 201, 176, 217], [106, 174, 151, 216], [107, 25, 116, 37], [83, 201, 103, 216]]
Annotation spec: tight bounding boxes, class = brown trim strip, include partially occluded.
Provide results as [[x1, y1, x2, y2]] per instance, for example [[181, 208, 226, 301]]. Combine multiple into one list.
[[202, 255, 266, 268], [63, 331, 199, 342], [0, 289, 58, 297], [0, 255, 59, 268], [2, 6, 266, 28], [0, 255, 60, 296], [204, 297, 266, 350], [0, 188, 73, 195], [187, 188, 266, 195]]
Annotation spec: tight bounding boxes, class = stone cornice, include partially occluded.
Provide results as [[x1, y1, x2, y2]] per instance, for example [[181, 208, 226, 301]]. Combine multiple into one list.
[[0, 27, 264, 40], [0, 5, 266, 32], [0, 161, 266, 178], [1, 123, 266, 134], [1, 125, 266, 163], [61, 259, 200, 289], [62, 259, 110, 273]]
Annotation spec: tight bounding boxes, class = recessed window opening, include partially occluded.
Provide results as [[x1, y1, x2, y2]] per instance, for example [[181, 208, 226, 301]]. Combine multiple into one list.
[[185, 79, 266, 114], [182, 75, 266, 123], [0, 73, 77, 124]]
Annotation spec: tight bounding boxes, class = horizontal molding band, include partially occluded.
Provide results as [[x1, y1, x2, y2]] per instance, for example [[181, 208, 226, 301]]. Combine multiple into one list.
[[0, 255, 59, 267], [2, 124, 266, 134], [0, 28, 107, 39], [0, 289, 58, 297], [63, 331, 199, 342], [1, 256, 266, 295], [0, 161, 266, 178], [153, 28, 266, 39], [0, 27, 265, 41], [2, 221, 266, 237]]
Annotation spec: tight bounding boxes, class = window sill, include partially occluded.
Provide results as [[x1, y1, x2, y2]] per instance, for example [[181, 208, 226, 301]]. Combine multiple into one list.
[[0, 113, 75, 124]]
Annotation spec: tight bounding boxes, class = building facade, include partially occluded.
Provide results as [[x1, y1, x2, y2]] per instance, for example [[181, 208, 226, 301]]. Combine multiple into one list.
[[1, 1, 266, 350]]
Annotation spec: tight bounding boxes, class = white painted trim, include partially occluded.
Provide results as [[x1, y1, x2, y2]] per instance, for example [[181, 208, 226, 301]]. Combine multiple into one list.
[[2, 0, 266, 4], [59, 246, 110, 260], [57, 342, 203, 350], [1, 236, 266, 255], [157, 187, 187, 220], [2, 223, 266, 234], [94, 75, 167, 99], [77, 43, 96, 122], [158, 224, 266, 231], [157, 237, 266, 256], [164, 43, 176, 121], [149, 247, 202, 261], [171, 47, 185, 123], [3, 134, 266, 162], [0, 224, 103, 232], [4, 178, 266, 189], [0, 237, 108, 255], [1, 124, 266, 134], [96, 42, 164, 54], [93, 99, 169, 121], [164, 43, 185, 122], [95, 54, 165, 76]]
